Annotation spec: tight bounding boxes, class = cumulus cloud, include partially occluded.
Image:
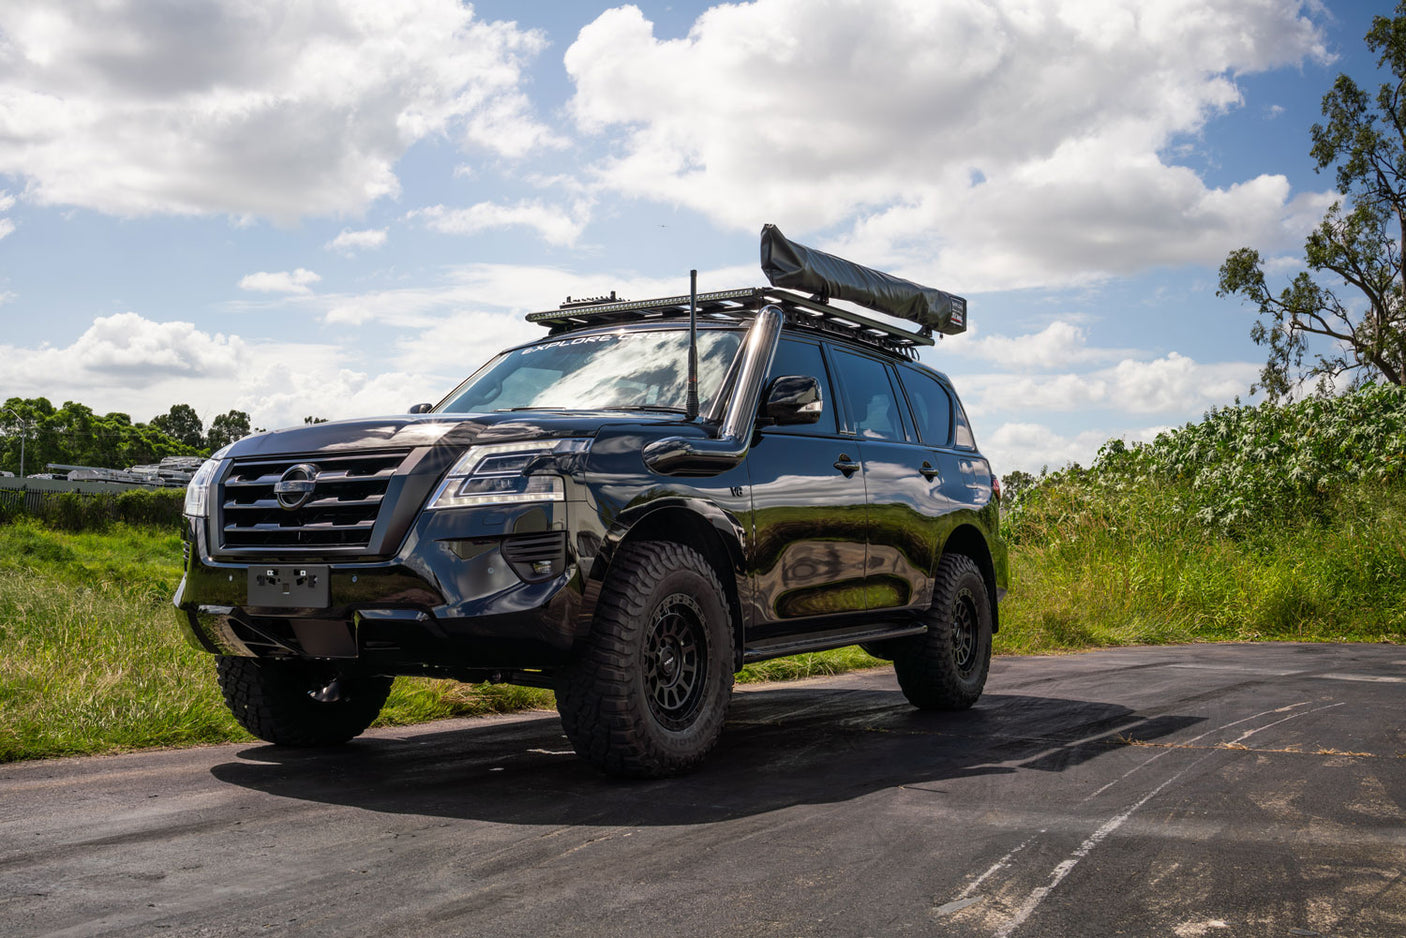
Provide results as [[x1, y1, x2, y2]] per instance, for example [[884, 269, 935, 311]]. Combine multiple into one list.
[[0, 191, 14, 239], [238, 269, 322, 294], [0, 312, 452, 430], [564, 0, 1333, 289], [957, 352, 1258, 415], [0, 1, 558, 222], [944, 320, 1139, 369], [1, 313, 245, 388], [981, 421, 1172, 475], [325, 228, 388, 254], [409, 199, 592, 247], [309, 261, 755, 330]]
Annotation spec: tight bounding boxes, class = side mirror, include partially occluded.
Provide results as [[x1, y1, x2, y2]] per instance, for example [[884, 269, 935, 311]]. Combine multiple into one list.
[[408, 402, 434, 414], [762, 375, 823, 426]]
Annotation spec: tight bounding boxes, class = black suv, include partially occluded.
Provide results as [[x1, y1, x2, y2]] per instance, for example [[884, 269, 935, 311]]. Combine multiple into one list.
[[174, 226, 1008, 777]]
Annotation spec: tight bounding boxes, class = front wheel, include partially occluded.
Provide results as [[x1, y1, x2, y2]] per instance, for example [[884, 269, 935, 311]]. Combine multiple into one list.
[[556, 540, 735, 778], [216, 656, 393, 747], [891, 553, 992, 710]]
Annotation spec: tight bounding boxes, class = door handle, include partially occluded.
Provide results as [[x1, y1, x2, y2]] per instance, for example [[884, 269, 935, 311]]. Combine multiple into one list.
[[833, 454, 860, 477], [920, 461, 940, 482]]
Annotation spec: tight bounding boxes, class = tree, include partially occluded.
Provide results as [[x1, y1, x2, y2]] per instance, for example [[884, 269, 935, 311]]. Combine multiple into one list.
[[1, 397, 203, 472], [999, 469, 1040, 509], [206, 410, 252, 451], [149, 404, 205, 448], [1218, 5, 1406, 401]]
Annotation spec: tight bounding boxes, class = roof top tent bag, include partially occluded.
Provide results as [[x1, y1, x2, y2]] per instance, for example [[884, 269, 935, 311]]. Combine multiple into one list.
[[759, 223, 967, 336]]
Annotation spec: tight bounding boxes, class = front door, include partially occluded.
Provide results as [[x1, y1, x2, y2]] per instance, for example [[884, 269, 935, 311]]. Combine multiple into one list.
[[745, 337, 870, 635]]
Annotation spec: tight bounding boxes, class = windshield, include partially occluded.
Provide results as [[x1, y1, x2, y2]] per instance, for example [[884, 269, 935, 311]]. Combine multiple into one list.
[[438, 328, 745, 414]]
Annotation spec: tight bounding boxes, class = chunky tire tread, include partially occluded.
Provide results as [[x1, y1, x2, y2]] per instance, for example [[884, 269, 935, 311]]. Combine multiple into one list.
[[892, 553, 992, 711], [556, 540, 734, 778], [216, 656, 392, 747]]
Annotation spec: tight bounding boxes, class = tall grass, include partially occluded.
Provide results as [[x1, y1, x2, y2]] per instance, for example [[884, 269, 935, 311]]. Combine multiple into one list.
[[10, 384, 1404, 762], [0, 520, 561, 761], [996, 385, 1406, 652], [0, 520, 878, 762]]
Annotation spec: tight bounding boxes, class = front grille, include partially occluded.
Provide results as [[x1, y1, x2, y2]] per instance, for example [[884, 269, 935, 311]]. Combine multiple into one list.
[[219, 451, 409, 551]]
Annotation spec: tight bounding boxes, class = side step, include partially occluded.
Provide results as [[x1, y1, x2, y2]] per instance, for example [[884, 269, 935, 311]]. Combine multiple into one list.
[[742, 621, 928, 664]]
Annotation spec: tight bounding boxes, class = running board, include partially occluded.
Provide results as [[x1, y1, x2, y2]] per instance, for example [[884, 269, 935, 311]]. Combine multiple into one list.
[[743, 622, 928, 663]]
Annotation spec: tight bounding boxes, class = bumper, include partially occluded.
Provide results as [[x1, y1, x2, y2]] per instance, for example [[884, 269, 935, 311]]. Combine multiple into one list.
[[173, 504, 586, 678]]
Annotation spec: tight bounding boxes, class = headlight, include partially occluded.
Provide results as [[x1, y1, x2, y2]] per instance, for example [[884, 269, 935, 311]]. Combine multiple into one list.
[[427, 438, 589, 510], [183, 458, 220, 518]]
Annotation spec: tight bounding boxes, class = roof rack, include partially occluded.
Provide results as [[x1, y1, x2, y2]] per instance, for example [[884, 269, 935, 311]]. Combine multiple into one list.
[[525, 287, 934, 355]]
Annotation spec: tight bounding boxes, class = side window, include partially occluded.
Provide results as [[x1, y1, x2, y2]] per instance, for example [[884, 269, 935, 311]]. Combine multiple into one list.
[[953, 397, 977, 449], [830, 348, 908, 442], [897, 367, 952, 447], [764, 337, 837, 435]]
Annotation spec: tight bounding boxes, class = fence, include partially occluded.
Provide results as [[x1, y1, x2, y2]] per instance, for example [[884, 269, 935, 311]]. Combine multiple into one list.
[[0, 479, 185, 529]]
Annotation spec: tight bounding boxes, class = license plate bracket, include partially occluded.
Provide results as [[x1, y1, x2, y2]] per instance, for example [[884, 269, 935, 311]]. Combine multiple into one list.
[[248, 565, 330, 609]]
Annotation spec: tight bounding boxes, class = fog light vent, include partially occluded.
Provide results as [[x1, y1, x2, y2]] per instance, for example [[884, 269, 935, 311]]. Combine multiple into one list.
[[501, 531, 567, 582]]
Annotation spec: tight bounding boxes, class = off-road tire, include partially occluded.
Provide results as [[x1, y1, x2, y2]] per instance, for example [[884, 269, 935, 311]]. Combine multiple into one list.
[[556, 540, 734, 778], [891, 553, 992, 710], [216, 656, 393, 747]]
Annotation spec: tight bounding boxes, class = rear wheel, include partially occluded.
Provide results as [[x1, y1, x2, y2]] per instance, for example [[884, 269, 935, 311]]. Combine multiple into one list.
[[891, 553, 992, 710], [556, 540, 734, 778], [216, 656, 392, 747]]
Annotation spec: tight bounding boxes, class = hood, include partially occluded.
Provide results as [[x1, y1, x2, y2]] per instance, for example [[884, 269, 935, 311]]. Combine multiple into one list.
[[220, 410, 685, 459]]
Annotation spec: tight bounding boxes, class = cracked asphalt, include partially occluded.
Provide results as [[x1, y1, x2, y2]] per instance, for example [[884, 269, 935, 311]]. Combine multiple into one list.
[[1, 642, 1403, 937]]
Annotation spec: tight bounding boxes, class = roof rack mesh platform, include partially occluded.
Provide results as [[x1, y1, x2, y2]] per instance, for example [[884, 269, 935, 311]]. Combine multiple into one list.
[[526, 287, 934, 356]]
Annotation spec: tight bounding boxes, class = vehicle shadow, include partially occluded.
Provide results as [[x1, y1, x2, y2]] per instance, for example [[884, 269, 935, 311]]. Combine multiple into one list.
[[210, 685, 1202, 827]]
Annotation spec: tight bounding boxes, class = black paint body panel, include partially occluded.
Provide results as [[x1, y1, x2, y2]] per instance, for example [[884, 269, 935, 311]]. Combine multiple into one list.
[[175, 324, 1007, 680]]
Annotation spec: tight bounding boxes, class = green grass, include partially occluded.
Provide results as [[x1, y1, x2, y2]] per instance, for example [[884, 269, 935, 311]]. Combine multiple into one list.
[[996, 480, 1406, 654], [9, 470, 1401, 763], [0, 520, 884, 763]]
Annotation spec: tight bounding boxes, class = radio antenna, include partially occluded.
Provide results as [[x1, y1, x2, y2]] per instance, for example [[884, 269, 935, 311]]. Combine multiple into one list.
[[686, 269, 699, 420]]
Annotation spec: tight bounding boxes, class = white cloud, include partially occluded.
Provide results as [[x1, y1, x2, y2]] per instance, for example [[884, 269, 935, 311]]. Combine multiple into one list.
[[944, 320, 1139, 369], [957, 353, 1258, 415], [565, 0, 1332, 289], [410, 199, 592, 247], [325, 228, 388, 254], [0, 312, 451, 431], [982, 423, 1114, 474], [982, 421, 1173, 474], [0, 190, 14, 239], [238, 269, 322, 294], [1, 313, 245, 388], [307, 261, 756, 329], [0, 1, 558, 222]]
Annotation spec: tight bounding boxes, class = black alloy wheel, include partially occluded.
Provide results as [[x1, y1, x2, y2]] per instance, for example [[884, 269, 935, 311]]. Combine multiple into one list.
[[555, 540, 735, 778]]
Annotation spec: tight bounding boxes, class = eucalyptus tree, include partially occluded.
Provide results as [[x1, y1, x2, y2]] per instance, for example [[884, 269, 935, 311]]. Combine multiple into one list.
[[1219, 5, 1406, 400]]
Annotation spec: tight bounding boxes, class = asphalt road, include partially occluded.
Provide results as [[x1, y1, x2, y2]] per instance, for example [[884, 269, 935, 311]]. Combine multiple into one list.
[[1, 642, 1403, 937]]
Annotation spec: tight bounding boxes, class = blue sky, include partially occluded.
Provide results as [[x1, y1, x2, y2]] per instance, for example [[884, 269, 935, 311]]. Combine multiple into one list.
[[0, 0, 1390, 473]]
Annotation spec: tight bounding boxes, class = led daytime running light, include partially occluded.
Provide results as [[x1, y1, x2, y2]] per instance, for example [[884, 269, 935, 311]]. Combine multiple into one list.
[[428, 439, 587, 510]]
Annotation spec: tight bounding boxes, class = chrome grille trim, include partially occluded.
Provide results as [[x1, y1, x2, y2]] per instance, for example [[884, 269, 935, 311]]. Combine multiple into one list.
[[218, 451, 410, 552]]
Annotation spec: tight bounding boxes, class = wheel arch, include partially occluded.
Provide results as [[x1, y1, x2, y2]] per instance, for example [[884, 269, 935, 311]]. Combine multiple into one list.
[[939, 523, 1000, 633], [590, 498, 748, 668]]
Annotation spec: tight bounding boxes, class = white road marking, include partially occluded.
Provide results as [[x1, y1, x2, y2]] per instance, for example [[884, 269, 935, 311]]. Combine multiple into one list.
[[934, 896, 982, 916], [992, 754, 1210, 938], [953, 831, 1044, 902], [1230, 702, 1345, 745], [990, 701, 1348, 937], [1312, 673, 1406, 684], [1085, 701, 1312, 801]]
